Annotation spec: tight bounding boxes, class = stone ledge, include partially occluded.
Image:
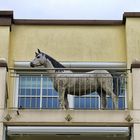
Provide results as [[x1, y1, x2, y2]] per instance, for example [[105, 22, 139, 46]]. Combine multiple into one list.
[[0, 58, 8, 71], [131, 64, 140, 69], [131, 60, 140, 72]]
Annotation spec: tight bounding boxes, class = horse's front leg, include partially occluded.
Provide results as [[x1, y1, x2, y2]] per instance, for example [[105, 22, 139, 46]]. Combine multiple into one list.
[[59, 86, 66, 109]]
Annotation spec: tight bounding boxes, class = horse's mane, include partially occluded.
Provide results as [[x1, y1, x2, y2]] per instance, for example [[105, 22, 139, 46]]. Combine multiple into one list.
[[44, 53, 65, 68]]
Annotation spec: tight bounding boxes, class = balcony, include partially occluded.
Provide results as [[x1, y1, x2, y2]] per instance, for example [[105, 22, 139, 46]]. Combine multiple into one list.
[[10, 68, 127, 110]]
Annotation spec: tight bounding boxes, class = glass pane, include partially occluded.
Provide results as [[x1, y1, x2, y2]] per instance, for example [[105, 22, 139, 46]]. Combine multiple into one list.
[[106, 97, 113, 109], [106, 96, 125, 110], [118, 97, 125, 109], [74, 96, 99, 109], [19, 89, 25, 95], [19, 75, 41, 89], [42, 97, 59, 109], [18, 97, 25, 108], [31, 97, 40, 109], [25, 98, 30, 108], [18, 97, 40, 109], [42, 76, 53, 88]]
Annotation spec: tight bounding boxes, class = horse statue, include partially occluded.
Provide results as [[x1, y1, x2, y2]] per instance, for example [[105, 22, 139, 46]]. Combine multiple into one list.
[[30, 49, 118, 109]]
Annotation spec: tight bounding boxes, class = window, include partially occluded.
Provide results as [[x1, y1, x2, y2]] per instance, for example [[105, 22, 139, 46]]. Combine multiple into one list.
[[18, 74, 59, 109], [15, 72, 127, 110]]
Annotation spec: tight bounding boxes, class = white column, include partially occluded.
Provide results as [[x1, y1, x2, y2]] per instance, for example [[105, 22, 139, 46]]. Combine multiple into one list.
[[131, 64, 140, 110], [132, 124, 140, 140], [131, 63, 140, 140], [0, 59, 7, 108], [0, 58, 7, 140]]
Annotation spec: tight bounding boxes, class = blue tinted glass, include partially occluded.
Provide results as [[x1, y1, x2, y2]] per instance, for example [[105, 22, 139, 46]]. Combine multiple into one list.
[[42, 89, 58, 96], [48, 89, 54, 96], [42, 98, 47, 109], [120, 89, 125, 95], [19, 76, 26, 87], [19, 89, 39, 96], [32, 77, 41, 88], [42, 89, 47, 96], [74, 97, 99, 109], [88, 98, 99, 109], [52, 98, 59, 108], [31, 97, 40, 109], [74, 97, 80, 109], [19, 89, 25, 95], [44, 97, 59, 109], [18, 97, 31, 109], [106, 97, 113, 109], [118, 97, 125, 109], [43, 77, 53, 88], [48, 97, 53, 108], [18, 97, 25, 108], [42, 97, 59, 109], [26, 89, 31, 95], [53, 89, 58, 96], [26, 98, 31, 108], [37, 89, 40, 95], [106, 97, 125, 110], [19, 75, 41, 89], [31, 89, 40, 96]]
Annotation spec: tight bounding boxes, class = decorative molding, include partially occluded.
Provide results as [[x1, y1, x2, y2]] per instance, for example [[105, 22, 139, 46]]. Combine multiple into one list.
[[125, 114, 133, 122], [65, 114, 72, 122], [4, 114, 12, 121]]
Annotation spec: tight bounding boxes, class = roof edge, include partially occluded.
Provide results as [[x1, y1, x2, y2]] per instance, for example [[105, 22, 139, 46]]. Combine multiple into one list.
[[13, 19, 123, 25], [1, 11, 140, 26], [0, 11, 13, 26]]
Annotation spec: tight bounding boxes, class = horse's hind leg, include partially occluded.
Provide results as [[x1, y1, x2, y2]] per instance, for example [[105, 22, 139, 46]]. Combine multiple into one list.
[[106, 87, 118, 109], [64, 93, 69, 109], [112, 93, 118, 109], [97, 88, 107, 109], [102, 86, 118, 110], [100, 92, 107, 110]]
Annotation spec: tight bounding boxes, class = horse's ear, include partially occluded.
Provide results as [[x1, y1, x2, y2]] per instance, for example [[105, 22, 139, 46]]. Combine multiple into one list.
[[38, 49, 41, 53], [35, 52, 38, 56]]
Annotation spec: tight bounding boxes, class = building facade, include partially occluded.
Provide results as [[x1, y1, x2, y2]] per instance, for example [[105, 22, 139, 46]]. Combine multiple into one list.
[[0, 11, 140, 140]]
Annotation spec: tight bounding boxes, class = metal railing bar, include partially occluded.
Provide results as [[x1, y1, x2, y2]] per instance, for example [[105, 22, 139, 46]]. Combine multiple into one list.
[[9, 67, 130, 70], [13, 70, 127, 110]]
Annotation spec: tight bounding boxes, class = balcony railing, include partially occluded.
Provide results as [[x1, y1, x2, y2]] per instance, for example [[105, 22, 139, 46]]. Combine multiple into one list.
[[11, 68, 127, 110]]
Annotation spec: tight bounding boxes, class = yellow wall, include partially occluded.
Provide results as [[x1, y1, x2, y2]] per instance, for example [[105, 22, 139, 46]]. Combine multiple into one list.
[[126, 18, 140, 68], [125, 18, 140, 109], [0, 27, 10, 61], [9, 25, 126, 66], [7, 24, 126, 107]]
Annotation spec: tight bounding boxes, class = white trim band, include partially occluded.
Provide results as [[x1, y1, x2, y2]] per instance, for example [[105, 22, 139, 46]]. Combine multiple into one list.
[[7, 126, 129, 136]]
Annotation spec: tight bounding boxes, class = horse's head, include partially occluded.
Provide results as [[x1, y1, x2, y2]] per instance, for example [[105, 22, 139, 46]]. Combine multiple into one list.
[[30, 49, 46, 67]]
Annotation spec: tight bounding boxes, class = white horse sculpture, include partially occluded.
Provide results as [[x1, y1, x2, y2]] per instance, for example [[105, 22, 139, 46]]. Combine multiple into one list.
[[30, 49, 118, 109]]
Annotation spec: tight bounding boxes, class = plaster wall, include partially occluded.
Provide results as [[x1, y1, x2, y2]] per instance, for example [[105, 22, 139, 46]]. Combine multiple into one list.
[[9, 25, 126, 66]]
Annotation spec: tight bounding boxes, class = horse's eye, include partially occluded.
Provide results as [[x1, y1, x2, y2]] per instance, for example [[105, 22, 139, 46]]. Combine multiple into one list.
[[37, 56, 40, 58]]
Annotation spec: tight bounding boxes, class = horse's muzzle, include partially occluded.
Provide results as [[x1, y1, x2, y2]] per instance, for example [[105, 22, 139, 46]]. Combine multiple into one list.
[[30, 62, 35, 67]]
